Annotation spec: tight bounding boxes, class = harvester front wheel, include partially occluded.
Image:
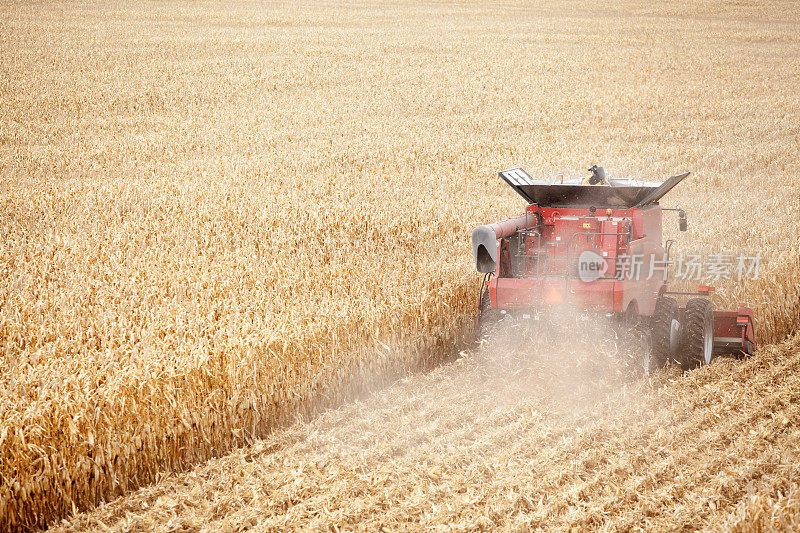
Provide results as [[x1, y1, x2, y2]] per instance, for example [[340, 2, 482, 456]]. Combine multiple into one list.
[[651, 296, 679, 371], [680, 298, 715, 369]]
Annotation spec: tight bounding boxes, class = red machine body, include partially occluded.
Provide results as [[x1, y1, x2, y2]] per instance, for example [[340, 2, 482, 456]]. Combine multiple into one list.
[[472, 167, 756, 366], [487, 204, 664, 317]]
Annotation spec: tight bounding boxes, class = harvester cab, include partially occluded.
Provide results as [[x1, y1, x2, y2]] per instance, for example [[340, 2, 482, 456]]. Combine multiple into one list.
[[471, 166, 756, 373]]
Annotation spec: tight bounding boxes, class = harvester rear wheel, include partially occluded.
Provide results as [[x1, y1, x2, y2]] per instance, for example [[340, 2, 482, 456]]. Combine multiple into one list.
[[619, 304, 656, 375], [680, 298, 715, 369], [650, 296, 679, 371]]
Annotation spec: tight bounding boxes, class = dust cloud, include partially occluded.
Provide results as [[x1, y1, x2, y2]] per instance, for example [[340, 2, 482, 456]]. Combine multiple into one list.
[[294, 304, 659, 474], [459, 305, 650, 416]]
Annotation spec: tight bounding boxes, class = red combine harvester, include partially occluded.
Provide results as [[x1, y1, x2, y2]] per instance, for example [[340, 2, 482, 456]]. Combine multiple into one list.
[[471, 166, 756, 372]]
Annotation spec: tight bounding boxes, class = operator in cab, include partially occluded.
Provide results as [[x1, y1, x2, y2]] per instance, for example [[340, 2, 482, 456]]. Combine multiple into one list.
[[583, 165, 609, 185]]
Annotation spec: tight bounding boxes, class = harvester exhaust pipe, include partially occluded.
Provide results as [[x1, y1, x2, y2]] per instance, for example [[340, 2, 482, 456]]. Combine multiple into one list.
[[471, 215, 529, 273]]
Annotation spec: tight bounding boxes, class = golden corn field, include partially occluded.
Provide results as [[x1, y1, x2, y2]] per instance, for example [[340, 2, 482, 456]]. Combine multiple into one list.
[[1, 0, 799, 530]]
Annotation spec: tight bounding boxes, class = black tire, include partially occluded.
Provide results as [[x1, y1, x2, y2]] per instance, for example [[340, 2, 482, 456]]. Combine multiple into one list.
[[650, 297, 679, 371], [618, 303, 656, 375], [680, 298, 715, 369]]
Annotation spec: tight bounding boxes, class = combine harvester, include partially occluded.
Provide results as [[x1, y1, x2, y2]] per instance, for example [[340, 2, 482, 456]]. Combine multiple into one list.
[[471, 166, 756, 372]]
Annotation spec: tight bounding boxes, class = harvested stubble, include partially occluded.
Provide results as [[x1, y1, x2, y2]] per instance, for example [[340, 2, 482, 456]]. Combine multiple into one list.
[[2, 0, 800, 530], [53, 329, 800, 531]]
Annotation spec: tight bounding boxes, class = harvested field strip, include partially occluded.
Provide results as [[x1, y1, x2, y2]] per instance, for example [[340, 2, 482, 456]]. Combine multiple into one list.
[[54, 332, 800, 531]]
